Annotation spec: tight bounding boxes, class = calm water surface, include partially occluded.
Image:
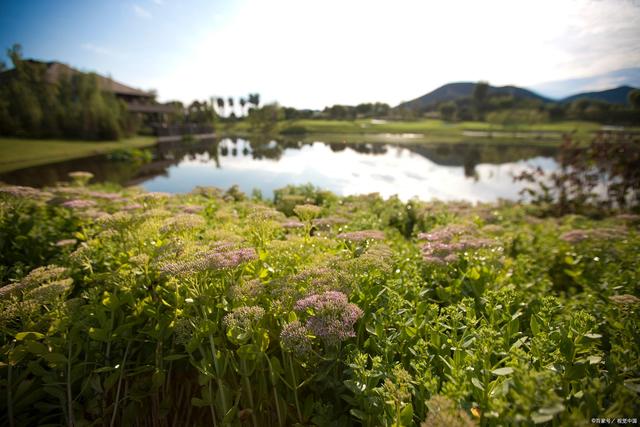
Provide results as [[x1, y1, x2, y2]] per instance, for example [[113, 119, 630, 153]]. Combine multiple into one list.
[[0, 137, 558, 202]]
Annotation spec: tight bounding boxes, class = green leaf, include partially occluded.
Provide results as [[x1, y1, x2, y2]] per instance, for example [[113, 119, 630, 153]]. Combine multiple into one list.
[[530, 315, 540, 335], [468, 267, 480, 280], [531, 413, 554, 424], [399, 403, 413, 426], [25, 340, 47, 355], [587, 355, 602, 365], [43, 353, 67, 364], [15, 332, 45, 341], [350, 408, 367, 421], [163, 354, 188, 361], [538, 403, 565, 415], [237, 344, 259, 361], [559, 336, 574, 361], [471, 377, 485, 391], [191, 397, 209, 407], [492, 367, 514, 376]]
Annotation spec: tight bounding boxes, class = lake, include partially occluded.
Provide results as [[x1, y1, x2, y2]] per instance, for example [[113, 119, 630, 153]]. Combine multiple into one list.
[[0, 137, 559, 202]]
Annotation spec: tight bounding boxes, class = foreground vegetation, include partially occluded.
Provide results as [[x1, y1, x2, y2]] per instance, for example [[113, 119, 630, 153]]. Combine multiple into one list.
[[0, 177, 638, 426], [0, 136, 156, 173]]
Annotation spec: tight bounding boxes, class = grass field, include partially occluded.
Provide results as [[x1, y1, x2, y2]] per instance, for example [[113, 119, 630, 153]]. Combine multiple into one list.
[[0, 136, 156, 173], [220, 118, 614, 143]]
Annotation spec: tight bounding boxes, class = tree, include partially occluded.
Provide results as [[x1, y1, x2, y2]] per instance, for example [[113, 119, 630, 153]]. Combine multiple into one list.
[[248, 93, 260, 109], [0, 44, 134, 139], [239, 97, 247, 116], [216, 97, 225, 117], [438, 101, 457, 121], [248, 103, 282, 134], [227, 97, 234, 117], [629, 89, 640, 110], [473, 81, 490, 120]]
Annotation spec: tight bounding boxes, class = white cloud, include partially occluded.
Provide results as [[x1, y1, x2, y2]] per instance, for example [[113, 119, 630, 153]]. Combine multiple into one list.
[[132, 4, 152, 19], [150, 0, 163, 5], [151, 0, 640, 108]]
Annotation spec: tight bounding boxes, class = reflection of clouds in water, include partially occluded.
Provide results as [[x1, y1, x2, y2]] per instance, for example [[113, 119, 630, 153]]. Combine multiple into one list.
[[143, 140, 558, 202], [371, 174, 395, 183], [405, 171, 425, 180]]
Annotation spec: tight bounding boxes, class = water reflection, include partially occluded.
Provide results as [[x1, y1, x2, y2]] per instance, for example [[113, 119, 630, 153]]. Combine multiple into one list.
[[0, 137, 558, 202]]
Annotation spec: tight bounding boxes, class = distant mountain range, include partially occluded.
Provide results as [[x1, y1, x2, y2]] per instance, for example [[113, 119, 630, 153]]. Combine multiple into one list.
[[397, 80, 638, 111], [397, 83, 550, 111], [529, 68, 640, 99], [560, 86, 637, 105]]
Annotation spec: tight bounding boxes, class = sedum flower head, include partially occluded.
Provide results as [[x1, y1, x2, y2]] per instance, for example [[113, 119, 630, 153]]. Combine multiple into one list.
[[609, 294, 640, 307], [160, 214, 206, 233], [422, 395, 477, 427], [294, 204, 322, 221], [0, 265, 68, 299], [158, 245, 258, 276], [280, 320, 313, 357], [0, 185, 43, 199], [174, 317, 194, 346], [223, 305, 265, 331], [55, 239, 77, 247], [337, 230, 385, 243], [24, 278, 73, 304], [62, 199, 97, 209], [295, 291, 363, 345]]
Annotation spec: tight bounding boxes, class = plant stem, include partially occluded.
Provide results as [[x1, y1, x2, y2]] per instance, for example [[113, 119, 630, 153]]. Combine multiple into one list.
[[67, 340, 75, 427], [240, 360, 258, 427], [287, 354, 303, 422], [7, 351, 14, 427], [109, 341, 130, 427], [266, 357, 284, 427]]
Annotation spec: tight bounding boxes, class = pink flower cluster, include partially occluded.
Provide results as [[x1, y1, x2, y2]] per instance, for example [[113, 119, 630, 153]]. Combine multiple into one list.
[[159, 246, 258, 276], [419, 224, 492, 265], [294, 291, 363, 346], [337, 230, 385, 243]]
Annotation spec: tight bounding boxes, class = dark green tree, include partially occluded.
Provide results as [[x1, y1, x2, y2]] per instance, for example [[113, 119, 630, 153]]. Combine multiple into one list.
[[473, 81, 490, 120], [629, 89, 640, 110], [438, 101, 457, 121]]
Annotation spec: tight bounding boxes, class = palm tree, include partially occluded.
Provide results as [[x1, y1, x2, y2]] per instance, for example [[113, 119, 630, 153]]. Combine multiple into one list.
[[248, 93, 260, 110], [228, 97, 235, 117], [216, 97, 225, 117], [239, 98, 247, 116]]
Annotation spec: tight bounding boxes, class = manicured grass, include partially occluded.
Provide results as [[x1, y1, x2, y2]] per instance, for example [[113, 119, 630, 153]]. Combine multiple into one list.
[[0, 136, 157, 173], [221, 119, 618, 144]]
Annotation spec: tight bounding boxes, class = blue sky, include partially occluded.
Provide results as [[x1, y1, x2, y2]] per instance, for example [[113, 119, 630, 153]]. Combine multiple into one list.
[[1, 0, 639, 109]]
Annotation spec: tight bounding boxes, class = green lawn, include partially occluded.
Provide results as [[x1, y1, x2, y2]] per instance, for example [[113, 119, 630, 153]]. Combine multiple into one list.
[[221, 118, 614, 143], [0, 136, 156, 173]]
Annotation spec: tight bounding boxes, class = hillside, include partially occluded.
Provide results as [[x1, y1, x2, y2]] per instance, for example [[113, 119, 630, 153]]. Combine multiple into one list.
[[560, 85, 637, 105], [397, 82, 550, 111], [530, 67, 640, 99]]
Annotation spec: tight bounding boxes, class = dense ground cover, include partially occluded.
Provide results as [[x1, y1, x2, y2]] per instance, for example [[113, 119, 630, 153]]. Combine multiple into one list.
[[0, 136, 156, 173], [0, 178, 638, 426]]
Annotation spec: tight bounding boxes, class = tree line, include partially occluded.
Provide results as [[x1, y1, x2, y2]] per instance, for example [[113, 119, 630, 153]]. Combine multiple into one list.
[[434, 82, 640, 125], [0, 45, 138, 140]]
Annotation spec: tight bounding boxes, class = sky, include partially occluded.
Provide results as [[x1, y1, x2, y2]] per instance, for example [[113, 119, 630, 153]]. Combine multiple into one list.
[[1, 0, 639, 109]]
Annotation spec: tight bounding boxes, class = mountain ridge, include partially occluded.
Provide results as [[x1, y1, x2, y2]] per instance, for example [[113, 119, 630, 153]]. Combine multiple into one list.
[[397, 82, 638, 111]]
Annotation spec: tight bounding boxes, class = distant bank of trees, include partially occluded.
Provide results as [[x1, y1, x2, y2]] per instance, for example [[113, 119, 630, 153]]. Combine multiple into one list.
[[0, 45, 138, 140], [434, 82, 640, 125]]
